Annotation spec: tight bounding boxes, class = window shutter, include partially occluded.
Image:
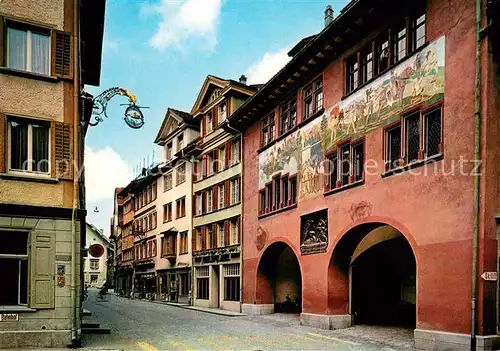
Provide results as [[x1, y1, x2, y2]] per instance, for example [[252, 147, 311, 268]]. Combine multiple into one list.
[[202, 116, 206, 136], [0, 16, 4, 66], [224, 181, 230, 207], [30, 231, 55, 309], [212, 224, 217, 248], [0, 113, 5, 173], [225, 142, 231, 167], [53, 122, 73, 179], [201, 227, 206, 249], [192, 229, 197, 252], [224, 221, 230, 246], [213, 188, 218, 211], [237, 217, 241, 244], [52, 30, 73, 79], [211, 108, 217, 128]]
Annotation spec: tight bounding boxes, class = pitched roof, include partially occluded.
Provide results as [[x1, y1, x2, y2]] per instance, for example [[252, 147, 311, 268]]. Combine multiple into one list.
[[154, 108, 198, 145]]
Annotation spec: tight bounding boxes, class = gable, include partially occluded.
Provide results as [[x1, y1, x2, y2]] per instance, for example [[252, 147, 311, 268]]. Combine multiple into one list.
[[154, 109, 183, 144], [190, 75, 229, 114]]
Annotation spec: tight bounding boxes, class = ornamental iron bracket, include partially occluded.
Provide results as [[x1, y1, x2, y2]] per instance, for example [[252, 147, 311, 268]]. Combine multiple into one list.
[[82, 87, 148, 129]]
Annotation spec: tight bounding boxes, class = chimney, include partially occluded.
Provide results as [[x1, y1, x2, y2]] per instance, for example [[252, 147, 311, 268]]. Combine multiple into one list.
[[239, 75, 247, 85], [325, 5, 334, 27]]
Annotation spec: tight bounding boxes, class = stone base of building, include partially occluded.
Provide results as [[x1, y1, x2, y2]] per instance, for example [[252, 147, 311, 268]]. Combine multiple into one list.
[[0, 330, 72, 348], [414, 329, 500, 351], [241, 303, 274, 315], [300, 313, 352, 330]]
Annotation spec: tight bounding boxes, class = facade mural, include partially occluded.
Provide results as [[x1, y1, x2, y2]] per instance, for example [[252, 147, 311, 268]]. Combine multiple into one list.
[[259, 131, 300, 189], [259, 36, 446, 198]]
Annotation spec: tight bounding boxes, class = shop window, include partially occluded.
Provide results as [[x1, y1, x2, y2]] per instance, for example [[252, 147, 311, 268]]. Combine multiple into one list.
[[196, 267, 209, 300], [0, 231, 28, 306], [224, 264, 240, 301]]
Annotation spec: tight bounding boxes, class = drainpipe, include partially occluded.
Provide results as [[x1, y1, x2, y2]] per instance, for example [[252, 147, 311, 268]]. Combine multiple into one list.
[[226, 120, 243, 313], [471, 0, 483, 348]]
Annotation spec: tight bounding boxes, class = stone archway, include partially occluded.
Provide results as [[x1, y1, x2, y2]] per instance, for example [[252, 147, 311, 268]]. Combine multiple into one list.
[[256, 242, 302, 313], [329, 222, 417, 328]]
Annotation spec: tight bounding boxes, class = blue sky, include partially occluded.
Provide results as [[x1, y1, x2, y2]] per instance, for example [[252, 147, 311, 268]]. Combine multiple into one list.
[[85, 0, 350, 234]]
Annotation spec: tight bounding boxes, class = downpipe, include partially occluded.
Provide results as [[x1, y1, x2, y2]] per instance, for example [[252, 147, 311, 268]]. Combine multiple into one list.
[[70, 0, 82, 346], [471, 0, 483, 349]]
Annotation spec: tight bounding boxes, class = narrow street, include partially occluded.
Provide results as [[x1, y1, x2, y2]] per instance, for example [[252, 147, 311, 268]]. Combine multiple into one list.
[[82, 291, 413, 351]]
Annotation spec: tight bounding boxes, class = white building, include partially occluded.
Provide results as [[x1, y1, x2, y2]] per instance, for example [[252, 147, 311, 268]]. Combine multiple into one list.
[[84, 223, 111, 288], [154, 108, 200, 303]]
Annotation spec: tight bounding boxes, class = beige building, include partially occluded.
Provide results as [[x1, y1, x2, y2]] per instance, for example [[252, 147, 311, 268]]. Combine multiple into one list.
[[186, 75, 257, 312], [154, 108, 200, 303], [83, 223, 110, 288], [0, 0, 104, 348]]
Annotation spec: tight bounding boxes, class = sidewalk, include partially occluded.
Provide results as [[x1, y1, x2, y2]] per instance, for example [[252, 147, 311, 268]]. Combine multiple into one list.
[[110, 290, 247, 317]]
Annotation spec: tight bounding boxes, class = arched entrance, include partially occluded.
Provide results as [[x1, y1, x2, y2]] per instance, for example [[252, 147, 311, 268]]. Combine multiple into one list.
[[330, 223, 416, 328], [257, 242, 302, 313]]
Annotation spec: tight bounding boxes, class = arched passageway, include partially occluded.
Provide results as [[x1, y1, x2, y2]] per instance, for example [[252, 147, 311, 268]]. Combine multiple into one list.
[[257, 242, 302, 313], [330, 223, 416, 328]]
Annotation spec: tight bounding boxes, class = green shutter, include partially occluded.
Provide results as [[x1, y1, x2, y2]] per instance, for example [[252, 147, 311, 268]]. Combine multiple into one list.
[[30, 231, 55, 309]]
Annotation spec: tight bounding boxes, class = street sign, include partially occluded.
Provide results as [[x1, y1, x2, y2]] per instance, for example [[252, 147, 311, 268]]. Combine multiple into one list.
[[481, 271, 498, 281], [0, 313, 19, 322]]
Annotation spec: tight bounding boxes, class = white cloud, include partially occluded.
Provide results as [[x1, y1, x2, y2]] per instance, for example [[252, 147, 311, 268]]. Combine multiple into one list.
[[246, 49, 292, 85], [84, 147, 132, 203], [103, 39, 119, 54], [144, 0, 222, 51]]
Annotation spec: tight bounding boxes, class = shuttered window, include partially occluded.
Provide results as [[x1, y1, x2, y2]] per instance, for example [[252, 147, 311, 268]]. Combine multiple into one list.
[[52, 30, 72, 79], [0, 18, 72, 79], [53, 122, 73, 179]]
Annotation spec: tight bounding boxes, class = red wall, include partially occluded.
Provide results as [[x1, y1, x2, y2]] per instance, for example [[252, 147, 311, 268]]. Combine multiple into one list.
[[241, 0, 496, 335]]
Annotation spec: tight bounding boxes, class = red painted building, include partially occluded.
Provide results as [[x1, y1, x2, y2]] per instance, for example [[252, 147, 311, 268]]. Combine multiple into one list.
[[228, 0, 500, 349]]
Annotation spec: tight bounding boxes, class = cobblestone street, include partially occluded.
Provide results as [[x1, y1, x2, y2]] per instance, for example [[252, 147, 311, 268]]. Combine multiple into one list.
[[82, 291, 414, 350]]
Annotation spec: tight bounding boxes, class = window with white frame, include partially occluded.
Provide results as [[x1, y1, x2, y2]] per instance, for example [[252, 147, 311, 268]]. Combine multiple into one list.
[[197, 193, 203, 215], [0, 231, 28, 306], [231, 218, 239, 245], [90, 259, 99, 270], [8, 117, 50, 174], [207, 189, 213, 212], [231, 140, 240, 165], [218, 185, 225, 209], [230, 178, 240, 205], [219, 102, 227, 122], [219, 223, 225, 248], [7, 23, 50, 75]]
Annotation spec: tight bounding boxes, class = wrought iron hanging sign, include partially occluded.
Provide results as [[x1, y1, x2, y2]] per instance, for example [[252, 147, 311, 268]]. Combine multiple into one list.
[[87, 87, 147, 129]]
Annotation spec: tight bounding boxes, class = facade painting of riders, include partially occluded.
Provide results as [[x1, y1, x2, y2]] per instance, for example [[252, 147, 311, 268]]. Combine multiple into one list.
[[258, 36, 445, 199]]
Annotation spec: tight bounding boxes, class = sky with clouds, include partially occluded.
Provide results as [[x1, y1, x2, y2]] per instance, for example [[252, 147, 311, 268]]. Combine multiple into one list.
[[84, 0, 350, 235]]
